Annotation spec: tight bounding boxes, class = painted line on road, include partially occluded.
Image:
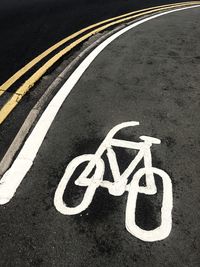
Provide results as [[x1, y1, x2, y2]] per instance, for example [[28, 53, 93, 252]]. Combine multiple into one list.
[[0, 4, 199, 205], [0, 2, 199, 125], [0, 1, 196, 96], [0, 19, 149, 177]]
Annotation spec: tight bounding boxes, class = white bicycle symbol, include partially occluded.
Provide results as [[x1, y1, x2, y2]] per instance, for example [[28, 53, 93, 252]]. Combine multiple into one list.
[[54, 121, 173, 242]]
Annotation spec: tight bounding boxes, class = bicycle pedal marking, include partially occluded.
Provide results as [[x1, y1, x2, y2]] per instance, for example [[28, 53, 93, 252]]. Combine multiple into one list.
[[54, 121, 173, 242]]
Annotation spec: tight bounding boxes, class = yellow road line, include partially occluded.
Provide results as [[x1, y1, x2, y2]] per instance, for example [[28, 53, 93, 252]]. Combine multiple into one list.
[[0, 2, 199, 124], [0, 1, 197, 96]]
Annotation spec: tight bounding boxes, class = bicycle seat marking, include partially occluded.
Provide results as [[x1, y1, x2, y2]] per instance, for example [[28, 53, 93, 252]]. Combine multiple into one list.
[[54, 121, 173, 242]]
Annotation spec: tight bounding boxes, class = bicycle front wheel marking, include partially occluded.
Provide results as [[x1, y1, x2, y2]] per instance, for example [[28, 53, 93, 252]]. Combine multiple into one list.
[[126, 167, 173, 242]]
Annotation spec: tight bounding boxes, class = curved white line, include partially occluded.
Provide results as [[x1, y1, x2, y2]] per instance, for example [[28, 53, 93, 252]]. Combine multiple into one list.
[[0, 4, 199, 204]]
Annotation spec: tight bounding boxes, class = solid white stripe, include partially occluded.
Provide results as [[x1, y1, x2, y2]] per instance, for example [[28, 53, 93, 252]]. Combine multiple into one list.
[[0, 4, 199, 204]]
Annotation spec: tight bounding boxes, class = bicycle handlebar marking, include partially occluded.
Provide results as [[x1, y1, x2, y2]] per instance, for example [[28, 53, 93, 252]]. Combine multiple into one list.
[[54, 121, 173, 242]]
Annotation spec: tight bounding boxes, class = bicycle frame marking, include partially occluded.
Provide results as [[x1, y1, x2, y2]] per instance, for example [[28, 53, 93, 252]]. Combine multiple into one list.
[[54, 121, 173, 242]]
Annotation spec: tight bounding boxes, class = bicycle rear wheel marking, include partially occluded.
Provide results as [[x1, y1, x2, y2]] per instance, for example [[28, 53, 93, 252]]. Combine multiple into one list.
[[54, 154, 104, 215]]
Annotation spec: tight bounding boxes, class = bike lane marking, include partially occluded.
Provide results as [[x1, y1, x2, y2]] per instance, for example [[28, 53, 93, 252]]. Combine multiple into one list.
[[0, 2, 199, 125], [0, 4, 199, 206], [54, 121, 173, 242]]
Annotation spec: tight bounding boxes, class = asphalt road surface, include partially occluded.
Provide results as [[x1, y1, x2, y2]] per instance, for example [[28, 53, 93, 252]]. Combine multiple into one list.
[[0, 6, 199, 267], [0, 0, 185, 85]]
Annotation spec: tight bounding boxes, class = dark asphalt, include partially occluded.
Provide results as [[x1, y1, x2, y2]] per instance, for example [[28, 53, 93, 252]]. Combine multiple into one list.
[[0, 6, 200, 267], [0, 0, 185, 85], [0, 0, 188, 161]]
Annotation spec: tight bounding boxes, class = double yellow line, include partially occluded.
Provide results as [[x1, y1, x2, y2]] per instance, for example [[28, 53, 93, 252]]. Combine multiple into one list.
[[0, 1, 199, 124]]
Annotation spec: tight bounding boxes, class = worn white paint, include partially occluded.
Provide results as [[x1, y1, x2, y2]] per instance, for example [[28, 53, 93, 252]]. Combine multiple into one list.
[[0, 5, 197, 205], [126, 167, 173, 242], [54, 121, 173, 242]]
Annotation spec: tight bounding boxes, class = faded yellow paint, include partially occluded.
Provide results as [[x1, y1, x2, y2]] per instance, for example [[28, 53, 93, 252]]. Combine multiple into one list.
[[0, 2, 199, 124], [0, 1, 197, 96]]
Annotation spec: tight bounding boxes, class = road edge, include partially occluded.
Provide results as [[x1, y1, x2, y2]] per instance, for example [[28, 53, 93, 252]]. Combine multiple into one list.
[[0, 3, 200, 177], [0, 21, 130, 176]]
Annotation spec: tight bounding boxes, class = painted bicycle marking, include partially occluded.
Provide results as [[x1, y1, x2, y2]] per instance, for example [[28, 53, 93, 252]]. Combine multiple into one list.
[[54, 121, 173, 242]]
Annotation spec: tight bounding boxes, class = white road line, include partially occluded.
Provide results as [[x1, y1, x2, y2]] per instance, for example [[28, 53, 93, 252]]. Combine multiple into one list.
[[0, 4, 199, 205]]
